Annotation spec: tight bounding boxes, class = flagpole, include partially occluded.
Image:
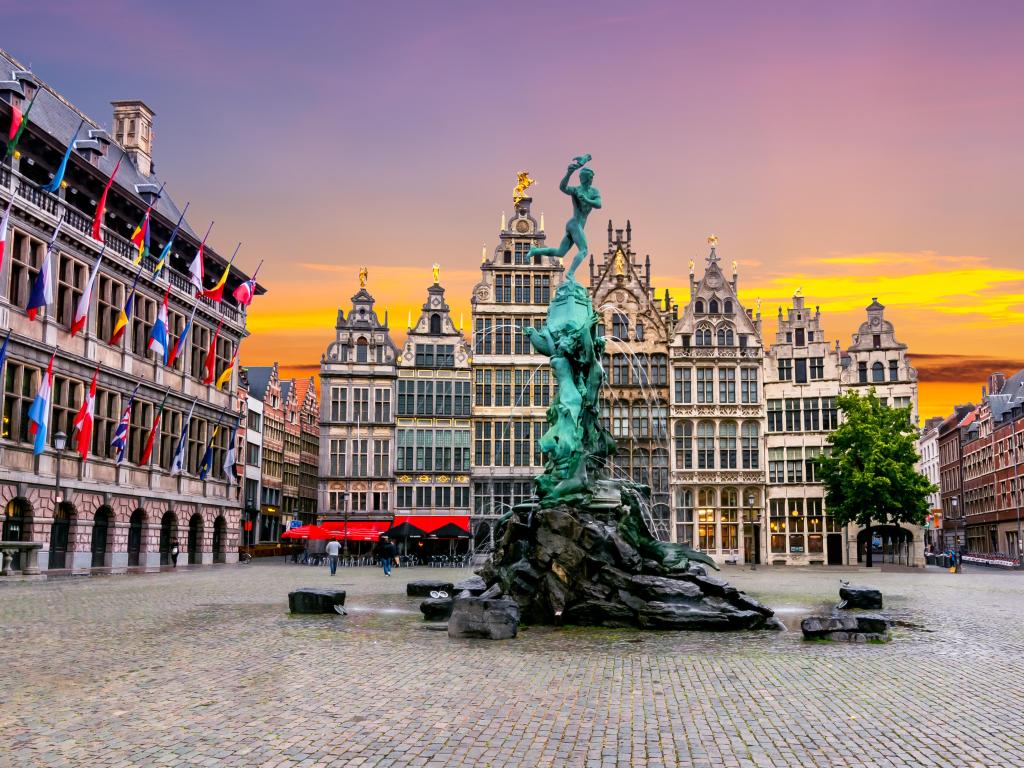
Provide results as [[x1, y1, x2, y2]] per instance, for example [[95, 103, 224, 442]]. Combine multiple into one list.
[[144, 388, 171, 468]]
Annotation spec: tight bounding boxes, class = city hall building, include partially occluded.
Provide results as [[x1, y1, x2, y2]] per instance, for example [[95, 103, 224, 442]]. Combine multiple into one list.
[[0, 51, 260, 574]]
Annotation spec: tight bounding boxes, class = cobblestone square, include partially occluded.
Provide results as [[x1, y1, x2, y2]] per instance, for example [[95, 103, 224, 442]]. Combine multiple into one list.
[[2, 563, 1023, 767]]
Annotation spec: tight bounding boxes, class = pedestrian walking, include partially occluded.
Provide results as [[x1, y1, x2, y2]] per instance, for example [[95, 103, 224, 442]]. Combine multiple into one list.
[[325, 538, 341, 575], [377, 535, 397, 577], [170, 541, 180, 568]]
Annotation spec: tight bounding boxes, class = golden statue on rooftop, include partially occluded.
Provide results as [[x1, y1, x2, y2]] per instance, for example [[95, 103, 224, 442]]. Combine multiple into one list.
[[359, 266, 368, 287], [614, 248, 626, 276], [513, 171, 535, 206], [707, 234, 718, 247], [432, 262, 440, 283]]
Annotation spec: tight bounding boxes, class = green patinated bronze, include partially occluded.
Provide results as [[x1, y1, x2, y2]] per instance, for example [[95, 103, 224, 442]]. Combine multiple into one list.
[[524, 154, 717, 572]]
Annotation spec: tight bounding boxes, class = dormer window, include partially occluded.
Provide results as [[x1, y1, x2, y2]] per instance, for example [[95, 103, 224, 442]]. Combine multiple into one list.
[[709, 299, 720, 313], [356, 338, 369, 363], [724, 299, 733, 314], [695, 300, 705, 314], [430, 313, 441, 334]]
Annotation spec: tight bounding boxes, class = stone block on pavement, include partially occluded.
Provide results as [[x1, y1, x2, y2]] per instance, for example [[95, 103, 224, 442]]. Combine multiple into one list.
[[448, 597, 519, 640], [406, 579, 454, 597], [288, 588, 347, 614]]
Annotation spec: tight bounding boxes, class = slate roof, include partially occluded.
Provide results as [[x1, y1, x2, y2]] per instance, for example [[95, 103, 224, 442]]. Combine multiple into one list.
[[0, 48, 197, 238], [245, 366, 275, 401]]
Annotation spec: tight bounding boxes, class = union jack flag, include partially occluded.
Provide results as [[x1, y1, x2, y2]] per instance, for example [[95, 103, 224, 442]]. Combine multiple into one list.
[[111, 384, 139, 464]]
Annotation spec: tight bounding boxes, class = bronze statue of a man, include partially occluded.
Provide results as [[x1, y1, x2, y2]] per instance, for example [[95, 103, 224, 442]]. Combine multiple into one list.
[[527, 155, 602, 279]]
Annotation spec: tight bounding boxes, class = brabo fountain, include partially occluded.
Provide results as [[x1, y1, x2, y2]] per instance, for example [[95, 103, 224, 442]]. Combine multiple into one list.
[[478, 155, 779, 630]]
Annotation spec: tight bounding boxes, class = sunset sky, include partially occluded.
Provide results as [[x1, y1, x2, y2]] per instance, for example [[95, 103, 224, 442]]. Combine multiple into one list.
[[8, 1, 1022, 421]]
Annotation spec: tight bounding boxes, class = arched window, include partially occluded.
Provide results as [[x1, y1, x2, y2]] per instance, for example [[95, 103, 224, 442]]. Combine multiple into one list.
[[697, 422, 715, 469], [674, 421, 693, 469], [709, 299, 720, 313], [694, 300, 705, 314], [695, 326, 712, 346], [612, 314, 629, 340], [721, 488, 739, 551], [429, 313, 441, 334], [719, 422, 737, 468], [716, 326, 734, 347], [871, 361, 885, 382], [635, 321, 645, 341], [697, 487, 716, 550], [675, 488, 694, 546], [724, 299, 733, 314], [356, 338, 369, 363], [741, 422, 759, 469]]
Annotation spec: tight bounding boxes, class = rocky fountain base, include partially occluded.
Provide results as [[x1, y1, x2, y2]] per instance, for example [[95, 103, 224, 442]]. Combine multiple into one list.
[[476, 483, 780, 631]]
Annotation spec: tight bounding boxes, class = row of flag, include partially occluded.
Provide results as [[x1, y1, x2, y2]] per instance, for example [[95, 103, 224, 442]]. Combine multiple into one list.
[[3, 97, 262, 326], [0, 329, 238, 482]]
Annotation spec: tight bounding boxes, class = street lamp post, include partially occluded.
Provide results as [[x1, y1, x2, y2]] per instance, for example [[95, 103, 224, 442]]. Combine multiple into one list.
[[54, 431, 67, 507], [341, 492, 351, 559]]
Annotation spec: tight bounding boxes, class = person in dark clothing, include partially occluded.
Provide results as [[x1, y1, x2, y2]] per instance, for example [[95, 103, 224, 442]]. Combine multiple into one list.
[[377, 535, 397, 576], [170, 542, 180, 568]]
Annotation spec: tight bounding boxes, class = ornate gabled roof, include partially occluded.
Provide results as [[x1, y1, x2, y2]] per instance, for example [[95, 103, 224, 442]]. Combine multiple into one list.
[[398, 279, 472, 368], [671, 240, 761, 344]]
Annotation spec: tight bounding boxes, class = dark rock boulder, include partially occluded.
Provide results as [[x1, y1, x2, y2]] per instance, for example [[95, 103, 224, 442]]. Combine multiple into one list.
[[288, 588, 346, 614], [801, 613, 891, 642], [420, 597, 455, 622], [453, 575, 487, 595], [448, 597, 519, 640], [479, 499, 777, 632], [406, 580, 454, 597], [839, 584, 883, 610]]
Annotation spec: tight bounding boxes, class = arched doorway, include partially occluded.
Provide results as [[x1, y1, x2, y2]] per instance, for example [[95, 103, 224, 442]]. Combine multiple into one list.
[[128, 509, 145, 567], [430, 313, 441, 334], [3, 498, 33, 571], [49, 502, 75, 570], [91, 507, 113, 568], [212, 516, 226, 564], [160, 511, 178, 566], [857, 525, 913, 566], [187, 514, 204, 565]]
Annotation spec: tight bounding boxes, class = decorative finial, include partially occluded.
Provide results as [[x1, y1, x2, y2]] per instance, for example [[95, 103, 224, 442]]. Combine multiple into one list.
[[501, 211, 506, 230], [756, 297, 762, 315], [407, 310, 412, 329], [513, 171, 535, 206], [481, 243, 487, 263], [459, 312, 464, 331], [707, 234, 718, 247], [540, 212, 545, 231], [432, 262, 440, 284], [731, 259, 737, 274], [795, 285, 803, 297], [688, 258, 695, 274], [358, 266, 368, 287]]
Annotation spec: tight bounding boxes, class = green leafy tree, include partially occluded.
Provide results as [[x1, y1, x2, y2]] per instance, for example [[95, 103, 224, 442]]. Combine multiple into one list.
[[816, 389, 936, 567]]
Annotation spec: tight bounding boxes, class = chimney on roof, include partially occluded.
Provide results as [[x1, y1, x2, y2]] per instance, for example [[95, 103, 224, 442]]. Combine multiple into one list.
[[111, 100, 155, 176], [989, 372, 1006, 396]]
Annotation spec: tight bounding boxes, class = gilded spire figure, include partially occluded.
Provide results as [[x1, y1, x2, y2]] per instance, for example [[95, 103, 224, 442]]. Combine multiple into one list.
[[432, 262, 440, 284], [358, 266, 368, 287], [513, 171, 535, 206], [614, 248, 626, 276]]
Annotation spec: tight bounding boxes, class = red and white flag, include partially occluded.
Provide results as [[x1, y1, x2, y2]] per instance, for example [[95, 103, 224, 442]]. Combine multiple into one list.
[[71, 247, 104, 336], [190, 221, 213, 292], [202, 319, 223, 385], [0, 195, 13, 271], [72, 367, 98, 461]]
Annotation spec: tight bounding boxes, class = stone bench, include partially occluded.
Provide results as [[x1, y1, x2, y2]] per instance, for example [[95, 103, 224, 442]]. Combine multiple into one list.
[[288, 588, 347, 614], [406, 580, 454, 597], [448, 597, 519, 640], [420, 597, 455, 622], [838, 584, 883, 610], [801, 614, 890, 643]]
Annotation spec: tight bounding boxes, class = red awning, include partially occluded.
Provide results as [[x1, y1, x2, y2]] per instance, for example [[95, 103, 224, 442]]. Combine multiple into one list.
[[281, 525, 330, 540], [390, 515, 470, 534], [321, 520, 392, 541]]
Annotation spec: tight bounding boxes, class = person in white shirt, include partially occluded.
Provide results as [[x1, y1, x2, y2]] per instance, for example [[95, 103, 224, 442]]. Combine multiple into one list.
[[325, 539, 341, 575]]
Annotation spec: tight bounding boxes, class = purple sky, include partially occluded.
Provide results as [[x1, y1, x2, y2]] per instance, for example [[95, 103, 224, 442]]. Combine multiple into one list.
[[7, 1, 1024, 418]]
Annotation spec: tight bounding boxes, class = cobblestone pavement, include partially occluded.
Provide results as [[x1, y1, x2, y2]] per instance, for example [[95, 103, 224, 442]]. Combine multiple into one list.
[[3, 562, 1024, 768]]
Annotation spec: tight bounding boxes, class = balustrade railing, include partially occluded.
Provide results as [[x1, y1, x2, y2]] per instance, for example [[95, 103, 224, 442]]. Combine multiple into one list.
[[1, 163, 241, 325]]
